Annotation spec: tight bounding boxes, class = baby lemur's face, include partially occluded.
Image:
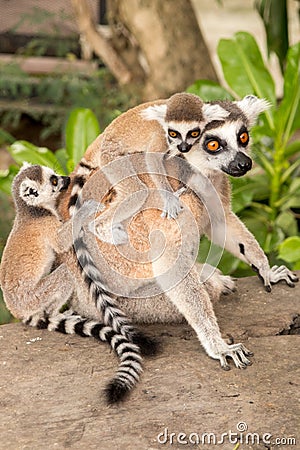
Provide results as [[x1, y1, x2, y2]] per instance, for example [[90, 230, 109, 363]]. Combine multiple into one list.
[[15, 164, 70, 211], [166, 120, 201, 154]]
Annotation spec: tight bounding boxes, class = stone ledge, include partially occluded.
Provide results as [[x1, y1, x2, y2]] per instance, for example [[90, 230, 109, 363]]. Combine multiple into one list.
[[0, 274, 299, 450]]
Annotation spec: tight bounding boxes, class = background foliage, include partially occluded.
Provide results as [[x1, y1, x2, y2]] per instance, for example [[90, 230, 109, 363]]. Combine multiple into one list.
[[188, 32, 300, 274]]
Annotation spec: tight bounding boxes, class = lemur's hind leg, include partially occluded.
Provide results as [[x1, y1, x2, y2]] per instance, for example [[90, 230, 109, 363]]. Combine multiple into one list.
[[198, 263, 236, 300], [19, 263, 74, 321]]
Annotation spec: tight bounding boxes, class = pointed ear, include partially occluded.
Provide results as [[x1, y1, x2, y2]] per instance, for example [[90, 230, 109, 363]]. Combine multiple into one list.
[[202, 103, 230, 121], [20, 178, 39, 204], [140, 104, 167, 126], [236, 95, 271, 125]]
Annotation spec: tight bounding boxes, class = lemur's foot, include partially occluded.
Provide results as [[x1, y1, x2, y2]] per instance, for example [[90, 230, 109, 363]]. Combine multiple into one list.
[[254, 264, 298, 292], [217, 343, 253, 370], [220, 275, 236, 295], [89, 220, 128, 245], [161, 190, 184, 219], [199, 264, 236, 298]]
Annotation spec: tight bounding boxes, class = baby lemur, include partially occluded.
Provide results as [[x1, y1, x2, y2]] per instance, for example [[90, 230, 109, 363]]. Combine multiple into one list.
[[57, 93, 297, 374], [0, 164, 157, 404], [67, 93, 230, 245]]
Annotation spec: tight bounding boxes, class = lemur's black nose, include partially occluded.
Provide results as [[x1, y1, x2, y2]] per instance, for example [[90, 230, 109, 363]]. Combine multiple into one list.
[[177, 142, 192, 153], [237, 153, 252, 172], [222, 152, 252, 177]]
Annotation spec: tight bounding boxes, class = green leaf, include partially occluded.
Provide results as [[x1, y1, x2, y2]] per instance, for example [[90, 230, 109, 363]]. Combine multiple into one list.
[[283, 195, 300, 210], [9, 141, 65, 173], [255, 0, 289, 72], [54, 148, 68, 175], [186, 80, 234, 101], [252, 147, 275, 177], [275, 42, 300, 144], [278, 237, 300, 263], [276, 211, 298, 237], [242, 216, 269, 250], [217, 32, 276, 112], [0, 128, 15, 145], [281, 159, 300, 184], [0, 166, 18, 194], [285, 140, 300, 158], [65, 108, 100, 171], [230, 177, 255, 213]]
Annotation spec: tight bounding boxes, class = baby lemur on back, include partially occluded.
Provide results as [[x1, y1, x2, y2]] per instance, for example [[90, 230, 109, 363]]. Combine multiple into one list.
[[58, 93, 297, 374], [0, 164, 158, 404], [67, 93, 230, 245]]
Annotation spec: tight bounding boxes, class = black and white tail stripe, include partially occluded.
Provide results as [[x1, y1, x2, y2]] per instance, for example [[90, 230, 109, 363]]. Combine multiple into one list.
[[68, 160, 95, 216], [74, 225, 145, 343], [25, 311, 146, 404]]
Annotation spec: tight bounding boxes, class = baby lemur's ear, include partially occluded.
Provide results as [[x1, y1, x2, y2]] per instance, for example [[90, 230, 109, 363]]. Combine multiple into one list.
[[20, 178, 39, 203], [202, 103, 230, 121], [236, 95, 271, 126], [141, 104, 167, 125]]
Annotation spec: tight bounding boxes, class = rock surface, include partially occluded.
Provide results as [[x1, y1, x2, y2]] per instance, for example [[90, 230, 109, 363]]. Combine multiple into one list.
[[0, 275, 299, 450]]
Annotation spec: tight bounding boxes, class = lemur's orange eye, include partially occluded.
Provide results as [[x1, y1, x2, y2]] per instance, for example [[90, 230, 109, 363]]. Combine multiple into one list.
[[206, 140, 220, 152], [168, 130, 178, 138], [239, 131, 249, 145], [191, 130, 200, 138]]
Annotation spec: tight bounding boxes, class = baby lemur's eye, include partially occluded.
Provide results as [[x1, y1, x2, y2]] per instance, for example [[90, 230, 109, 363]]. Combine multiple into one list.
[[206, 140, 220, 152], [238, 131, 249, 146], [168, 129, 178, 138], [188, 128, 200, 139], [50, 175, 58, 186]]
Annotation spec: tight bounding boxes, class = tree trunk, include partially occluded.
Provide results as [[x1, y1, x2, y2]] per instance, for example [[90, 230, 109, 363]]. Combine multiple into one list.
[[71, 0, 218, 100]]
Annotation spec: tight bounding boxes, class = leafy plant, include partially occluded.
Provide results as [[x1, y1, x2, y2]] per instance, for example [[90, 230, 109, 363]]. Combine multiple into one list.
[[255, 0, 289, 73], [0, 108, 100, 194], [0, 62, 132, 140], [188, 32, 300, 274]]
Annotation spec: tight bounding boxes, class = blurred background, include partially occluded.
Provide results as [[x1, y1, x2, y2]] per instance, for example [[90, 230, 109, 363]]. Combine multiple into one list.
[[0, 0, 299, 323]]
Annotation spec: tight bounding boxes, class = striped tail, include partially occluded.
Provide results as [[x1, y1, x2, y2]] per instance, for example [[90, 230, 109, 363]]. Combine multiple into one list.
[[24, 311, 144, 404], [73, 224, 158, 357]]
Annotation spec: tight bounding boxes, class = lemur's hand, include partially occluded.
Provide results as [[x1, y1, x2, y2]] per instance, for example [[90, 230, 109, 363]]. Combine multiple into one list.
[[253, 264, 298, 292], [161, 188, 185, 220]]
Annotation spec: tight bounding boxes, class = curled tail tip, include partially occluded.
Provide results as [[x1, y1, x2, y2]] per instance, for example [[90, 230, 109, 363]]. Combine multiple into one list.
[[104, 379, 132, 405], [131, 332, 161, 357]]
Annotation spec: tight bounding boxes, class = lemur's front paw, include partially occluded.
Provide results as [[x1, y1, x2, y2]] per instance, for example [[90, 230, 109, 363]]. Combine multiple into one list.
[[254, 264, 298, 292], [269, 265, 298, 287], [217, 343, 253, 371], [89, 220, 128, 245], [161, 190, 184, 219]]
